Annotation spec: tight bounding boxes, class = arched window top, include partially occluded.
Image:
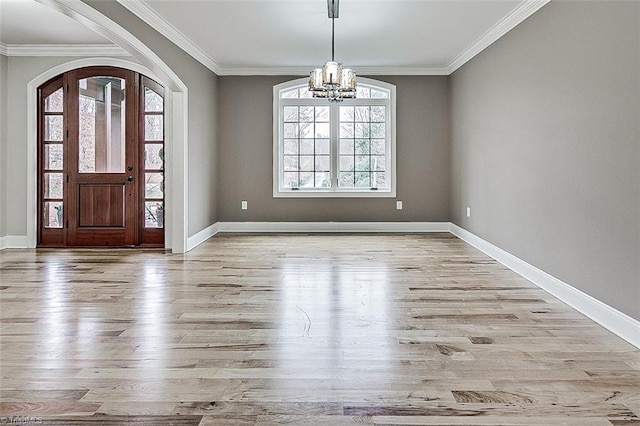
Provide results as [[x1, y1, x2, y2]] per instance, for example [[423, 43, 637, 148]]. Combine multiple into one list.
[[276, 77, 393, 100]]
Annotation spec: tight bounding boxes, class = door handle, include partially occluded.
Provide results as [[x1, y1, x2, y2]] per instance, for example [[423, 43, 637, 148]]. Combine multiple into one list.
[[126, 176, 134, 182]]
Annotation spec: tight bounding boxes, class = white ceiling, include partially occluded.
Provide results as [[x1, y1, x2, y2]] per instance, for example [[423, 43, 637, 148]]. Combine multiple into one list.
[[0, 0, 109, 44], [135, 0, 521, 71], [0, 0, 548, 74]]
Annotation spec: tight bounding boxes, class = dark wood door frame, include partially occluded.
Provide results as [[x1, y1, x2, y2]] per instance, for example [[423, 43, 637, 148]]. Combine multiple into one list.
[[37, 66, 164, 248]]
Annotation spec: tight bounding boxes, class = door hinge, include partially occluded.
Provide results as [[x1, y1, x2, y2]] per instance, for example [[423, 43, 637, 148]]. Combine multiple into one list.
[[66, 84, 69, 93], [66, 220, 69, 229], [66, 175, 69, 183], [66, 129, 69, 139]]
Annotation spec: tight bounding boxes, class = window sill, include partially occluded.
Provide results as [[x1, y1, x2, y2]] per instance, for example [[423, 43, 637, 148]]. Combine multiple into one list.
[[273, 189, 396, 198]]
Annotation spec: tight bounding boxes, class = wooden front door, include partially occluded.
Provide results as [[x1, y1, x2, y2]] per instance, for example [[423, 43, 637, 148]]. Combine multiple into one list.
[[66, 68, 137, 246], [37, 66, 165, 248]]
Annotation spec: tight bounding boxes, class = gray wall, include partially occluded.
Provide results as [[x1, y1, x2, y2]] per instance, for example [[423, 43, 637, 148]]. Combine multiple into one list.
[[450, 1, 640, 320], [0, 54, 6, 238], [84, 0, 219, 236], [5, 56, 86, 236], [218, 75, 450, 221]]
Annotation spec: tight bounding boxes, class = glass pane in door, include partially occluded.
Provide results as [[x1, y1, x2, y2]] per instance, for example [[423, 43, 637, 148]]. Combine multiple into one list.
[[44, 144, 63, 170], [44, 88, 64, 112], [144, 201, 164, 228], [144, 87, 163, 112], [44, 201, 63, 229], [78, 76, 126, 173]]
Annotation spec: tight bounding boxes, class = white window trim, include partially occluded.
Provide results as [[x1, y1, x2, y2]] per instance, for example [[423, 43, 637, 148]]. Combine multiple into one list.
[[273, 77, 396, 198]]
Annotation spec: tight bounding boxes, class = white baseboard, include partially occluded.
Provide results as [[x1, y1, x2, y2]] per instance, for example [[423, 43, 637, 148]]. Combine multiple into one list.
[[0, 235, 29, 250], [450, 223, 640, 349], [217, 221, 450, 233], [186, 222, 220, 251]]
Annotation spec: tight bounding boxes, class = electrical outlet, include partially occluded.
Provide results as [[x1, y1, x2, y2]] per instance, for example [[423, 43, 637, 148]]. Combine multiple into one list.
[[466, 207, 471, 217], [241, 200, 248, 210], [396, 201, 403, 210]]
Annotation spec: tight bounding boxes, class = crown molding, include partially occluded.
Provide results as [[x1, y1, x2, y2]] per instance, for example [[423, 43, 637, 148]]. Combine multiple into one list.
[[215, 66, 450, 76], [117, 0, 222, 74], [447, 0, 550, 73], [1, 44, 129, 57]]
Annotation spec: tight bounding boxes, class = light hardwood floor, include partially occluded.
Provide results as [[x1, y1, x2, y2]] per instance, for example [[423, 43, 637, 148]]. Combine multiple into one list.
[[1, 233, 638, 425]]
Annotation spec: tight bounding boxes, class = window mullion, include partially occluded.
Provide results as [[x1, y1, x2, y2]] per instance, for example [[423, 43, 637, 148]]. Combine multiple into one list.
[[330, 103, 339, 190]]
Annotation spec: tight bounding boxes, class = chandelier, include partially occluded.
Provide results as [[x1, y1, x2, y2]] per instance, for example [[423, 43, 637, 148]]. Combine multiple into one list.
[[308, 0, 356, 102]]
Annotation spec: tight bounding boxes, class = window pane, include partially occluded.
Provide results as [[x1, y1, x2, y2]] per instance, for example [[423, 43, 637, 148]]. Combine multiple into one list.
[[281, 88, 298, 98], [78, 77, 126, 173], [44, 173, 63, 199], [340, 106, 354, 121], [356, 156, 370, 171], [284, 106, 298, 122], [284, 155, 298, 171], [300, 140, 314, 154], [355, 106, 370, 122], [299, 172, 314, 187], [144, 87, 163, 112], [339, 172, 354, 187], [315, 155, 330, 172], [356, 86, 371, 98], [315, 172, 330, 188], [298, 87, 312, 98], [145, 144, 164, 170], [339, 139, 354, 155], [340, 123, 354, 138], [371, 139, 385, 155], [145, 201, 164, 228], [44, 116, 63, 141], [371, 155, 386, 171], [371, 106, 386, 122], [44, 144, 63, 170], [299, 122, 314, 138], [315, 106, 329, 122], [315, 139, 330, 155], [299, 106, 314, 122], [299, 156, 314, 171], [44, 88, 64, 113], [355, 172, 371, 187], [284, 123, 298, 138], [145, 115, 163, 140], [371, 89, 389, 99], [355, 123, 369, 138], [283, 139, 298, 155], [373, 172, 387, 188], [315, 123, 330, 138], [339, 156, 354, 171], [44, 201, 63, 228], [355, 139, 369, 155], [284, 172, 298, 188], [145, 172, 164, 198], [371, 123, 385, 138]]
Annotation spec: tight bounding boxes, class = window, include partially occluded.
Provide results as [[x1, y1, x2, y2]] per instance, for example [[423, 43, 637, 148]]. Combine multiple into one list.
[[273, 77, 396, 197]]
